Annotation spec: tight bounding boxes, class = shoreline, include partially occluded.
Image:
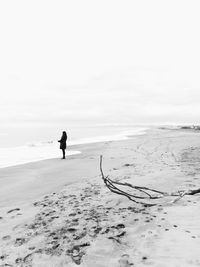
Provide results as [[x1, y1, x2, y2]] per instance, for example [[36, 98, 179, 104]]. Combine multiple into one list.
[[1, 128, 200, 266], [0, 127, 148, 169]]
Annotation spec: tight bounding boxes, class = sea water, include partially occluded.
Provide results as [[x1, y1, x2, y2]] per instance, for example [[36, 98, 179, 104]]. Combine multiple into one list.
[[0, 125, 148, 168]]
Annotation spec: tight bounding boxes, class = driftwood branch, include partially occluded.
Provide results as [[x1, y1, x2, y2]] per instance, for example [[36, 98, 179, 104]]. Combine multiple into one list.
[[100, 155, 200, 206]]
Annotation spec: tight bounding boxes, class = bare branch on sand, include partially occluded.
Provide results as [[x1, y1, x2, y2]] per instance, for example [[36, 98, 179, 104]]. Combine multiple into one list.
[[100, 155, 200, 206]]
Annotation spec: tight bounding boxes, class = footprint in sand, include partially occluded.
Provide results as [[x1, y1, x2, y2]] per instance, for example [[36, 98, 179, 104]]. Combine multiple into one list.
[[28, 246, 36, 250], [118, 254, 134, 267], [14, 237, 26, 247], [2, 235, 11, 241]]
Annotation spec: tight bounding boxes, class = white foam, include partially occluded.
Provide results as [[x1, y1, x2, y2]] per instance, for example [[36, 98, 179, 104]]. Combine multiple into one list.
[[0, 145, 81, 168]]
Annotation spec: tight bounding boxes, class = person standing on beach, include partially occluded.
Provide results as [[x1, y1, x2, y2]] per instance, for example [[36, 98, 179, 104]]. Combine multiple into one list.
[[58, 131, 67, 159]]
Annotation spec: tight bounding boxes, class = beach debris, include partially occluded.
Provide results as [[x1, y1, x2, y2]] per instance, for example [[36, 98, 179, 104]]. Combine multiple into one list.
[[100, 156, 166, 206], [123, 163, 135, 167], [7, 208, 20, 214], [100, 155, 200, 206]]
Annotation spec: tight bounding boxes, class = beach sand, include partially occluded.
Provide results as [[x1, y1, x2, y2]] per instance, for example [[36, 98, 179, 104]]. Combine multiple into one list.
[[1, 128, 200, 266]]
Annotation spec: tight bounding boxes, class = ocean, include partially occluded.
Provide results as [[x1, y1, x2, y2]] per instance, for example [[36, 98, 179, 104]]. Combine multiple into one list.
[[0, 125, 148, 168]]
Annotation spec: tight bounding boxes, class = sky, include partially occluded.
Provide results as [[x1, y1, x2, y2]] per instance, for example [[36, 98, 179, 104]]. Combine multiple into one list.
[[1, 0, 200, 128]]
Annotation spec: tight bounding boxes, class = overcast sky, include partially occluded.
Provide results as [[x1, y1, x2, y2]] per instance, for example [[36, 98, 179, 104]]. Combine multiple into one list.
[[1, 0, 200, 127]]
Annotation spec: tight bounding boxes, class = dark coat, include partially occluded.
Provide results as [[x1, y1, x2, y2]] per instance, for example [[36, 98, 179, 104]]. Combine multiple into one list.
[[58, 135, 67, 150]]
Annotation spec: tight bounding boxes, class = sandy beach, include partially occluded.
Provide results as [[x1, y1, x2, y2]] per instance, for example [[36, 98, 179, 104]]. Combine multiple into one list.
[[1, 127, 200, 267]]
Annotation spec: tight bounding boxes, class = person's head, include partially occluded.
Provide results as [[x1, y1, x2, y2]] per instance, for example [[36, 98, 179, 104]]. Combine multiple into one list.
[[62, 131, 67, 138]]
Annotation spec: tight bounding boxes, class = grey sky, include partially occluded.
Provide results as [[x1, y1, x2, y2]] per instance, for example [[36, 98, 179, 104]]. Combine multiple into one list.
[[1, 0, 200, 126]]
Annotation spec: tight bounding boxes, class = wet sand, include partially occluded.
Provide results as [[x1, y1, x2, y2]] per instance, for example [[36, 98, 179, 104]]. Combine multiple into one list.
[[1, 128, 200, 266]]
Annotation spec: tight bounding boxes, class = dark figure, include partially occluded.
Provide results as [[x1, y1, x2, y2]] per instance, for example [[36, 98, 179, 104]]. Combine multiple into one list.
[[58, 131, 67, 159]]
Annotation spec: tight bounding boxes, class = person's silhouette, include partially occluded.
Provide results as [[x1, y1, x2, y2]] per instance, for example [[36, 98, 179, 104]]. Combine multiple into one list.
[[58, 131, 67, 159]]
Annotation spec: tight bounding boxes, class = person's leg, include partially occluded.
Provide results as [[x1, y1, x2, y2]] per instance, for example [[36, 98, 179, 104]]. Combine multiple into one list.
[[62, 149, 65, 159]]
